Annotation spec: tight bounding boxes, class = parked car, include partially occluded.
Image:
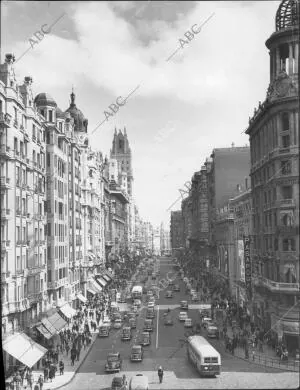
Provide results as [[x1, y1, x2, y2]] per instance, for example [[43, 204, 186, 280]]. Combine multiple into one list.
[[105, 352, 122, 373], [130, 345, 144, 362], [139, 331, 151, 346], [180, 301, 189, 310], [111, 376, 126, 390], [173, 284, 180, 292], [191, 293, 199, 302], [121, 326, 132, 341], [118, 295, 126, 303], [98, 324, 110, 337], [103, 318, 112, 329], [165, 290, 173, 298], [207, 325, 219, 338], [112, 312, 122, 322], [146, 307, 155, 319], [184, 318, 193, 328], [143, 319, 153, 332], [179, 312, 188, 321], [164, 316, 174, 326]]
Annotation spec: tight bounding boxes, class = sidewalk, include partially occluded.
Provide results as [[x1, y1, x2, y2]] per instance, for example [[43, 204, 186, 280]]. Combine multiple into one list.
[[223, 325, 299, 372], [30, 309, 105, 390]]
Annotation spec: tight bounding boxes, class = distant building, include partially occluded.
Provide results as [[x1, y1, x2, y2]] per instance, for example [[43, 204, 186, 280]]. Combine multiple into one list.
[[170, 210, 184, 254]]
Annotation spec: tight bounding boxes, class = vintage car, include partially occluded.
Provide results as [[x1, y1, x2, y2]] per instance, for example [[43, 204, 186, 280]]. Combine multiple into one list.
[[139, 331, 151, 346], [146, 307, 155, 319], [165, 290, 173, 298], [105, 352, 122, 373], [143, 319, 153, 332], [128, 312, 137, 319], [164, 316, 174, 326], [133, 299, 142, 308], [129, 374, 149, 390], [114, 319, 122, 329], [112, 312, 122, 322], [129, 317, 137, 329], [191, 293, 199, 302], [130, 345, 144, 362], [202, 317, 213, 329], [180, 301, 189, 310], [121, 326, 132, 341], [207, 324, 219, 338], [111, 376, 127, 390], [184, 318, 193, 328], [173, 284, 180, 292], [98, 324, 110, 337], [178, 311, 188, 321]]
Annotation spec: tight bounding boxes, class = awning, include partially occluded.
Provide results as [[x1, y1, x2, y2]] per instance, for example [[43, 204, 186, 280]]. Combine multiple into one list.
[[90, 278, 102, 292], [102, 274, 110, 282], [94, 278, 104, 290], [41, 312, 67, 334], [77, 293, 87, 303], [59, 303, 77, 319], [96, 276, 107, 287], [3, 333, 47, 368], [88, 251, 96, 259], [36, 324, 52, 340], [87, 288, 96, 295]]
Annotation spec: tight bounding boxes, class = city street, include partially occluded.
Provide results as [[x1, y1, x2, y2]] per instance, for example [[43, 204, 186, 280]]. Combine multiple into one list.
[[58, 258, 299, 390]]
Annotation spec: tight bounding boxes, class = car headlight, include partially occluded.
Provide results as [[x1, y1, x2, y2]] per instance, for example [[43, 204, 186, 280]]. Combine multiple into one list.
[[204, 366, 208, 370]]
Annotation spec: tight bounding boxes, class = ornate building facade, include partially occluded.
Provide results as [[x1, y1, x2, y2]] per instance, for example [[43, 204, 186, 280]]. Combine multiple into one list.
[[246, 0, 299, 351]]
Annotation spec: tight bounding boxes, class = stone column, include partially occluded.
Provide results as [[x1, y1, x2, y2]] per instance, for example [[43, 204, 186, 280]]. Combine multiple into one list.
[[288, 43, 294, 75], [276, 48, 280, 76]]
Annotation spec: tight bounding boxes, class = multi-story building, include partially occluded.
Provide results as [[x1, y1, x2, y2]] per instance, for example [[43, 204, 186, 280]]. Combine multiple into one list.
[[206, 146, 250, 268], [245, 0, 299, 352], [142, 221, 154, 253], [230, 179, 252, 311], [181, 196, 193, 249], [1, 54, 48, 335], [160, 223, 171, 254], [170, 210, 184, 254]]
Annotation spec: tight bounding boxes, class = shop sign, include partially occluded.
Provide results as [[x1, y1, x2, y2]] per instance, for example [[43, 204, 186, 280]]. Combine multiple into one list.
[[243, 235, 251, 300]]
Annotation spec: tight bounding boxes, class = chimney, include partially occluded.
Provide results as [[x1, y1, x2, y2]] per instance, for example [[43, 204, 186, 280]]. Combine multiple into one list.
[[5, 53, 15, 64], [24, 76, 33, 85]]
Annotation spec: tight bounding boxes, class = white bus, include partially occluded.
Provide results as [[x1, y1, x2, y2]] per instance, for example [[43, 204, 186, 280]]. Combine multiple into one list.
[[187, 335, 221, 377], [131, 285, 143, 300]]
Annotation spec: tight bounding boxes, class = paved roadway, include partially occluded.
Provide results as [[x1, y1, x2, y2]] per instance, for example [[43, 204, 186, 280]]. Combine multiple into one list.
[[60, 257, 299, 389]]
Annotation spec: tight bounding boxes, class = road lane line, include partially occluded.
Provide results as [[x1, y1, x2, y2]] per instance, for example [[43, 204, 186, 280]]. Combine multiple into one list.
[[156, 305, 159, 349]]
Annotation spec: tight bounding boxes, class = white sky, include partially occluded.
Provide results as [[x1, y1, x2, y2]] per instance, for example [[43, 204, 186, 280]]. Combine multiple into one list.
[[1, 0, 280, 227]]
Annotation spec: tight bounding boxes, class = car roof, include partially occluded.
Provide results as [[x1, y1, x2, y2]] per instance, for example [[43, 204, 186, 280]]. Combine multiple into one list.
[[123, 326, 131, 330], [180, 312, 187, 315], [181, 300, 187, 303], [132, 345, 142, 349], [142, 331, 150, 335], [108, 352, 119, 357]]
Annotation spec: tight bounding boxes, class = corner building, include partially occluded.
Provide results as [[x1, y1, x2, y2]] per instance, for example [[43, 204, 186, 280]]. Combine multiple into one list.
[[246, 0, 299, 352]]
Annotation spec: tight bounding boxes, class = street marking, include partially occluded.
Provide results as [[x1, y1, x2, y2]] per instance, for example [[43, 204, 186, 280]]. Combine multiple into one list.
[[156, 305, 159, 349]]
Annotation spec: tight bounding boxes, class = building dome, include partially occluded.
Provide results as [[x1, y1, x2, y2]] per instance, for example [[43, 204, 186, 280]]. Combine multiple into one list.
[[34, 92, 57, 107], [65, 91, 88, 133], [276, 0, 299, 31]]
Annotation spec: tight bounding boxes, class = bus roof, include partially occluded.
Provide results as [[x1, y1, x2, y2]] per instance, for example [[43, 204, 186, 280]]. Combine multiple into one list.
[[188, 336, 220, 357]]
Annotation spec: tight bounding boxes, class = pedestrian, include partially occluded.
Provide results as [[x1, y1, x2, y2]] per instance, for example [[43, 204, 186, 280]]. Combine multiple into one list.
[[43, 366, 49, 383], [65, 341, 70, 356], [13, 371, 22, 390], [252, 349, 255, 361], [71, 348, 76, 366], [158, 366, 164, 383], [38, 374, 44, 390], [26, 369, 34, 390], [59, 360, 64, 375]]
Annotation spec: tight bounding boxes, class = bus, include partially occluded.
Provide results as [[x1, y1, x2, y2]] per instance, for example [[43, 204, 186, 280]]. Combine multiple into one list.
[[131, 285, 143, 300], [187, 335, 221, 377]]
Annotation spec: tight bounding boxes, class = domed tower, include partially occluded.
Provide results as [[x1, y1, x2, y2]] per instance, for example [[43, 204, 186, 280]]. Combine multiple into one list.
[[266, 0, 299, 99], [65, 90, 88, 133], [246, 0, 299, 342], [34, 92, 57, 123]]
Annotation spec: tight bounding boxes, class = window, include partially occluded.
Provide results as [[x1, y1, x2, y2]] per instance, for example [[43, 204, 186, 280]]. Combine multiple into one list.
[[59, 122, 62, 131], [49, 110, 53, 122], [281, 112, 289, 131], [32, 124, 36, 139], [282, 238, 295, 251], [282, 135, 290, 148], [40, 109, 45, 118], [281, 186, 292, 199], [281, 160, 291, 175]]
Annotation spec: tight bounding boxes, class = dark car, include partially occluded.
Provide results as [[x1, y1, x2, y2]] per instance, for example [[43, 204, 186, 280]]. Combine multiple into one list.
[[165, 290, 173, 298], [111, 376, 126, 390], [173, 284, 180, 292], [143, 319, 153, 332], [105, 352, 122, 373], [164, 316, 174, 326], [130, 345, 144, 362], [139, 331, 151, 346]]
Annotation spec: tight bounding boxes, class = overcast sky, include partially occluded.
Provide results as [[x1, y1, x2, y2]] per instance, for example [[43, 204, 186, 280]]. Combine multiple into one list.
[[1, 0, 280, 227]]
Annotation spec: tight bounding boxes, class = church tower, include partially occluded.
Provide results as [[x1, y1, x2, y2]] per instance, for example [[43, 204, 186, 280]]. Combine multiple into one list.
[[110, 127, 133, 197]]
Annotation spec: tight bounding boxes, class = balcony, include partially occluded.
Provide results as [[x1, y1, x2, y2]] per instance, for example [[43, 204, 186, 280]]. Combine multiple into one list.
[[276, 225, 299, 235], [0, 176, 11, 190], [0, 112, 12, 127], [27, 265, 45, 276], [27, 292, 42, 303], [256, 276, 299, 293], [1, 271, 11, 283], [277, 199, 295, 208], [0, 145, 13, 159], [1, 240, 11, 250], [279, 147, 290, 154]]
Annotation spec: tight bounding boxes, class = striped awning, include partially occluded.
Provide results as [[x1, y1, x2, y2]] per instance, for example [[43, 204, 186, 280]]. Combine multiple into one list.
[[77, 293, 87, 303], [41, 312, 67, 334], [96, 276, 107, 287], [91, 278, 102, 292], [87, 288, 96, 295], [3, 333, 47, 368], [102, 274, 110, 282], [36, 324, 53, 339]]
